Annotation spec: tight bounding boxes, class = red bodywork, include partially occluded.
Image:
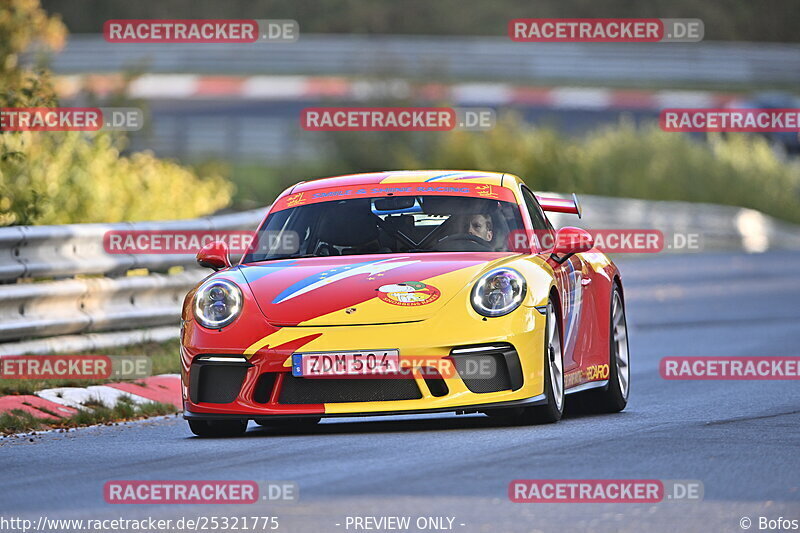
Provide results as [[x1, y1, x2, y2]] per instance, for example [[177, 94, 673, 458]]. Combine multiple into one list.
[[181, 172, 622, 418]]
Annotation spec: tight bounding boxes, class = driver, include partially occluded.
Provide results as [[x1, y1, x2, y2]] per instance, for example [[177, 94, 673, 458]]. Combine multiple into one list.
[[467, 213, 493, 243]]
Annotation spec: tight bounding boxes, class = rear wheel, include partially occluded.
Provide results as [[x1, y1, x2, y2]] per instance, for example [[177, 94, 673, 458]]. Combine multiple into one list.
[[581, 283, 629, 413], [188, 419, 248, 438], [488, 298, 564, 425]]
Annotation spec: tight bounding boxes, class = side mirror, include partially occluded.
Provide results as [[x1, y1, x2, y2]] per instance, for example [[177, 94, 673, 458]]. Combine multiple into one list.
[[551, 227, 594, 262], [197, 241, 231, 271]]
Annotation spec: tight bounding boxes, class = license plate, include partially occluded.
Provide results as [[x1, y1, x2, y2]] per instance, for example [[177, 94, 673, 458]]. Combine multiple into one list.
[[292, 350, 400, 377]]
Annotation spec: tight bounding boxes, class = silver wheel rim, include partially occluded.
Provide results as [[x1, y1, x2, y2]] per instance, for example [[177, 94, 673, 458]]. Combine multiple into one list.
[[547, 303, 564, 410], [612, 292, 630, 399]]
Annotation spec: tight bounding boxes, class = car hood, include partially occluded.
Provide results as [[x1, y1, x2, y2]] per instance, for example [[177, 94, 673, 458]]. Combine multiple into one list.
[[239, 253, 516, 326]]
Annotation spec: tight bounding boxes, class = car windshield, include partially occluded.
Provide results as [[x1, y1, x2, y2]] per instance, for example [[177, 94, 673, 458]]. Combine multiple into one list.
[[243, 194, 526, 262]]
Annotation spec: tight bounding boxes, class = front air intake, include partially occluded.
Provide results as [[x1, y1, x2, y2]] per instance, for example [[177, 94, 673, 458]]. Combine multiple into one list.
[[189, 356, 251, 404], [279, 376, 422, 404], [450, 343, 523, 393]]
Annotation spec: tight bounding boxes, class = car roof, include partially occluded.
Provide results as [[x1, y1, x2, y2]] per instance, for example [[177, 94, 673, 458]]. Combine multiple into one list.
[[290, 170, 511, 193]]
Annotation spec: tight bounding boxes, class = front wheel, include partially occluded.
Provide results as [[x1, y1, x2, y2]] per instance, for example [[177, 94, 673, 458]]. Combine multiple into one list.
[[488, 298, 564, 425], [188, 419, 248, 438], [526, 299, 565, 423]]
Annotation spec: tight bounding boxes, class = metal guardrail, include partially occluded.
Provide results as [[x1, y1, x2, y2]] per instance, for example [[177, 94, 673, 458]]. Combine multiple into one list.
[[0, 207, 266, 350], [0, 271, 200, 342], [0, 196, 798, 353], [548, 196, 800, 253], [0, 208, 266, 281], [44, 35, 800, 86]]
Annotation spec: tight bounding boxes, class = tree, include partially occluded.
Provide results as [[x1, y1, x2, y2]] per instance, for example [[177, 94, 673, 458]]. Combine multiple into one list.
[[0, 0, 234, 225]]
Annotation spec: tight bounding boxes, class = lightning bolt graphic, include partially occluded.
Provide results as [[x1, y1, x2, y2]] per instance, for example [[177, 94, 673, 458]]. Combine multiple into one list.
[[271, 258, 420, 304]]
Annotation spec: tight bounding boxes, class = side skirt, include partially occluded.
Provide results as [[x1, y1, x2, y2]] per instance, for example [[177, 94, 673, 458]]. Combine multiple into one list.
[[565, 380, 608, 395]]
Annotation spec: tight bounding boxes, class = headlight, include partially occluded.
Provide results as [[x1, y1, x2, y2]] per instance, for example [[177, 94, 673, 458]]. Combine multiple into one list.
[[193, 279, 243, 329], [471, 268, 527, 317]]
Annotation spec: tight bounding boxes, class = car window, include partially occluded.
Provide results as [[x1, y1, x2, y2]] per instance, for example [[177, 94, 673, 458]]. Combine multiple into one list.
[[519, 186, 557, 251], [243, 195, 527, 262], [520, 186, 552, 231]]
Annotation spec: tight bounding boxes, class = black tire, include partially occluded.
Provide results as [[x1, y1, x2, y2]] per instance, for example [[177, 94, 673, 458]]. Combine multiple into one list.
[[188, 419, 248, 437], [487, 298, 564, 425], [254, 417, 321, 428], [580, 282, 629, 413], [525, 299, 565, 423]]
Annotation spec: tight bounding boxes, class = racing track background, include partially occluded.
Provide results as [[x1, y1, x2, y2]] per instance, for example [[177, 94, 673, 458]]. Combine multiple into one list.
[[2, 2, 800, 532], [2, 251, 799, 532]]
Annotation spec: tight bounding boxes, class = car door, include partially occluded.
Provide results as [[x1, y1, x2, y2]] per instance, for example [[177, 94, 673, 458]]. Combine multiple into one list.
[[520, 186, 585, 373]]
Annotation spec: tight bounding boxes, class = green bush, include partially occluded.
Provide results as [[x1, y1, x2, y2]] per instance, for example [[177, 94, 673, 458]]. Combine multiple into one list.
[[204, 115, 800, 224], [392, 115, 800, 224], [0, 131, 234, 225]]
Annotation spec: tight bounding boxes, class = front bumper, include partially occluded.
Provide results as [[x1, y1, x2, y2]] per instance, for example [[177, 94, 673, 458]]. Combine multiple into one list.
[[182, 304, 548, 419], [184, 393, 547, 421]]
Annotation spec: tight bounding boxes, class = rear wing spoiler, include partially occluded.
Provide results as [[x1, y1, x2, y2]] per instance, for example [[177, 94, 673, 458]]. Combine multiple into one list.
[[535, 193, 582, 218]]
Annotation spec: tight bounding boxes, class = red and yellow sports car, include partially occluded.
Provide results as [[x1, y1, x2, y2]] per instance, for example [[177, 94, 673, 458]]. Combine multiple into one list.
[[181, 170, 630, 437]]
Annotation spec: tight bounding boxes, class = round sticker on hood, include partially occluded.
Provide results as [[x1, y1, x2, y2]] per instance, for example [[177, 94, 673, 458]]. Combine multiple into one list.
[[378, 281, 440, 306]]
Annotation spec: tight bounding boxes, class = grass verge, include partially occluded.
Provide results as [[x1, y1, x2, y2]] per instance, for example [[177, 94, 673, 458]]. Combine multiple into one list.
[[0, 397, 178, 436], [0, 339, 181, 396]]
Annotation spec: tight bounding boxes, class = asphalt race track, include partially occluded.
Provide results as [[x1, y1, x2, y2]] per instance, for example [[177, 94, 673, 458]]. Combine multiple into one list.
[[2, 251, 799, 533]]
